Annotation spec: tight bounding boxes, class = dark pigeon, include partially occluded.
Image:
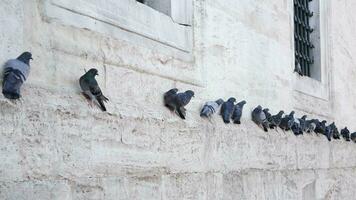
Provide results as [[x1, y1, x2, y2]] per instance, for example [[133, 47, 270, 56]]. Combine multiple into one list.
[[315, 120, 327, 135], [232, 100, 247, 124], [220, 97, 236, 124], [351, 132, 356, 143], [2, 52, 32, 99], [170, 90, 195, 119], [200, 99, 224, 118], [164, 88, 178, 111], [252, 105, 269, 132], [330, 122, 340, 140], [269, 111, 284, 129], [341, 127, 351, 141], [279, 111, 295, 131], [79, 68, 109, 111]]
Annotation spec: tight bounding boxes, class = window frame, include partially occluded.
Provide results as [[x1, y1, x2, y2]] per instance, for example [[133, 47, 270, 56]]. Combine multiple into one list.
[[45, 0, 193, 54], [291, 0, 331, 101]]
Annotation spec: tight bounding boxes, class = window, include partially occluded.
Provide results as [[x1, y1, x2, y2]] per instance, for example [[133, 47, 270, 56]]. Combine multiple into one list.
[[136, 0, 192, 26], [137, 0, 171, 17], [294, 0, 315, 77]]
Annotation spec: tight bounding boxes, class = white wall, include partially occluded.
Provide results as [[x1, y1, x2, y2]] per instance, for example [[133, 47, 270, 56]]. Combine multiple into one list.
[[0, 0, 356, 199]]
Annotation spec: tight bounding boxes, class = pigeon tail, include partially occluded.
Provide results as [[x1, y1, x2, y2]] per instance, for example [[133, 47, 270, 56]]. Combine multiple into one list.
[[233, 120, 241, 124], [98, 99, 107, 112], [176, 107, 186, 120]]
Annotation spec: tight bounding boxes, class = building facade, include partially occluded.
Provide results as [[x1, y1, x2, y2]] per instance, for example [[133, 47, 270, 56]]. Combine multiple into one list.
[[1, 0, 356, 199]]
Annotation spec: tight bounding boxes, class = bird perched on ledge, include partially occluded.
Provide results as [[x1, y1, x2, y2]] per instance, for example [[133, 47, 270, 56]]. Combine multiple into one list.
[[351, 132, 356, 143], [79, 68, 109, 111], [220, 97, 236, 124], [164, 89, 195, 120], [252, 105, 269, 132], [341, 127, 351, 141], [2, 52, 32, 99], [200, 99, 224, 118], [232, 100, 247, 124], [269, 110, 284, 130]]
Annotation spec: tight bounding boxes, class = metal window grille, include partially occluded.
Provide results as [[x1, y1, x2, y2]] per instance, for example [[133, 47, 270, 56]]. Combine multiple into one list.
[[294, 0, 314, 76]]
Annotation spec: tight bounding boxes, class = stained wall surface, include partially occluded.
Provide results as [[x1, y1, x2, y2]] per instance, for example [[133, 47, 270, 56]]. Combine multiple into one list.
[[0, 0, 356, 199]]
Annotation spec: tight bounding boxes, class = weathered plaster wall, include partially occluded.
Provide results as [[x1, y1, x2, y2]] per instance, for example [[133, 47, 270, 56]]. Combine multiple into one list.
[[1, 0, 356, 199]]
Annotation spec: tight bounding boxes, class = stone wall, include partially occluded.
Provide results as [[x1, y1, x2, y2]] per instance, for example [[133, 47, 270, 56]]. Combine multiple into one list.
[[1, 0, 356, 199]]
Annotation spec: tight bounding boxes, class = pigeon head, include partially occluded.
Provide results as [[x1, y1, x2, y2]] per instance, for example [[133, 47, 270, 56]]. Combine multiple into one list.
[[255, 105, 262, 111], [237, 100, 247, 106], [289, 111, 295, 117], [17, 52, 33, 65], [321, 120, 327, 125], [185, 90, 195, 98], [301, 115, 307, 120], [227, 97, 236, 103], [263, 108, 269, 113], [342, 127, 349, 133], [167, 88, 178, 94], [215, 99, 224, 105], [278, 111, 284, 116], [87, 68, 99, 76]]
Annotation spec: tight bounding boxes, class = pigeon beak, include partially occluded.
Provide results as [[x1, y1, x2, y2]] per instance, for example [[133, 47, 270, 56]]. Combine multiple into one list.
[[30, 57, 33, 60]]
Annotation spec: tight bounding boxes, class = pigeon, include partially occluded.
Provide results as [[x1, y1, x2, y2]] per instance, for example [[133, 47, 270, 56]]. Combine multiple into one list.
[[315, 120, 327, 135], [200, 99, 224, 118], [351, 132, 356, 143], [232, 100, 247, 124], [324, 124, 333, 141], [2, 52, 32, 99], [79, 68, 109, 111], [330, 122, 340, 140], [269, 111, 284, 129], [220, 97, 236, 123], [305, 119, 317, 133], [279, 111, 295, 131], [291, 118, 303, 136], [252, 105, 269, 132], [166, 90, 195, 119], [299, 115, 308, 132], [263, 108, 272, 126], [294, 59, 303, 76], [164, 88, 178, 111], [341, 127, 351, 141]]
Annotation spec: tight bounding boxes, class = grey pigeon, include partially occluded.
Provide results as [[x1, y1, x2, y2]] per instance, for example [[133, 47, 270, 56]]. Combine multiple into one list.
[[279, 111, 295, 131], [351, 132, 356, 143], [200, 99, 224, 118], [232, 100, 247, 124], [294, 59, 303, 76], [299, 115, 307, 132], [269, 111, 284, 129], [305, 119, 317, 133], [291, 118, 303, 136], [79, 68, 109, 111], [314, 120, 327, 135], [220, 97, 236, 123], [169, 90, 195, 119], [164, 88, 178, 111], [324, 123, 337, 141], [2, 52, 32, 99], [341, 127, 351, 141], [252, 105, 268, 132]]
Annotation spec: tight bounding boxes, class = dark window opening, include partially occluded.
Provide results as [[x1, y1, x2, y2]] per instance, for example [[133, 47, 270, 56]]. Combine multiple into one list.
[[294, 0, 315, 77]]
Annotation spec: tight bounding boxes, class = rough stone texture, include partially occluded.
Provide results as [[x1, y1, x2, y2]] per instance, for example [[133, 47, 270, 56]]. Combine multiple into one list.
[[1, 0, 356, 199]]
